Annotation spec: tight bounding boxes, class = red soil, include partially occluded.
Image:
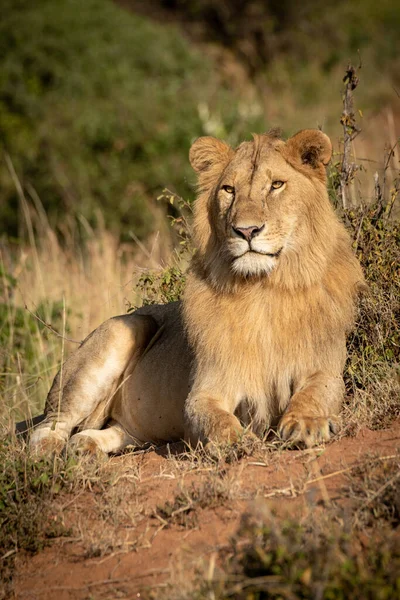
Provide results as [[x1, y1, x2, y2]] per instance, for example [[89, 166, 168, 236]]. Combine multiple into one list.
[[11, 421, 400, 600]]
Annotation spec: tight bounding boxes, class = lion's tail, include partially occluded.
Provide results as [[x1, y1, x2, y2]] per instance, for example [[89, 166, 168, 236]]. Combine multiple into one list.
[[15, 414, 46, 437]]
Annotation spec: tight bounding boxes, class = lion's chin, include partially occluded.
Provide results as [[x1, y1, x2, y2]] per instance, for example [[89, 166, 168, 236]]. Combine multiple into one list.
[[231, 251, 278, 277]]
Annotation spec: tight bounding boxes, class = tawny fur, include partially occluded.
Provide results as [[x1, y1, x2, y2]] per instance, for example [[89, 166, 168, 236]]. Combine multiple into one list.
[[27, 129, 364, 454]]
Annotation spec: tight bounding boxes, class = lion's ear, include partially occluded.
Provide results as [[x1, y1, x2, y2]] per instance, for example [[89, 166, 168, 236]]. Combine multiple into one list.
[[286, 130, 332, 175], [189, 136, 234, 174]]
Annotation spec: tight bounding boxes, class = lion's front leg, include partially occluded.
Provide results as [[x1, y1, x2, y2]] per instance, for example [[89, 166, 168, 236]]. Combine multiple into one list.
[[278, 372, 343, 447], [184, 391, 243, 447]]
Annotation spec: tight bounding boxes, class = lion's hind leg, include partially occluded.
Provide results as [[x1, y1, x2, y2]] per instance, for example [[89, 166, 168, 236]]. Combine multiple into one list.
[[30, 314, 158, 454]]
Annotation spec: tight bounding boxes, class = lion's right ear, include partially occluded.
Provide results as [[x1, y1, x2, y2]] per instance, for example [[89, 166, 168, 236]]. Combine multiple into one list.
[[189, 137, 234, 174]]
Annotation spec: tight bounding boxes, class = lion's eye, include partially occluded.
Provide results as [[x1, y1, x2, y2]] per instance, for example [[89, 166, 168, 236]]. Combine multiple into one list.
[[271, 181, 284, 190], [221, 185, 235, 194]]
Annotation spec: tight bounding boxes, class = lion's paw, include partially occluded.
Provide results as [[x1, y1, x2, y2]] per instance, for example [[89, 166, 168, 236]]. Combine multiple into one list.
[[208, 414, 243, 446], [68, 433, 107, 460], [278, 413, 340, 448], [30, 427, 66, 456]]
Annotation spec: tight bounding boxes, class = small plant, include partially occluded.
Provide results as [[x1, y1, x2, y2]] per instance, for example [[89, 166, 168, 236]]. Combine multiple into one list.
[[129, 189, 193, 309], [134, 266, 187, 307], [154, 489, 198, 529]]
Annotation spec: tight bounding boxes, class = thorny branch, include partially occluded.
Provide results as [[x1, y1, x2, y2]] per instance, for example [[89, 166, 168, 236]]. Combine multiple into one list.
[[340, 64, 361, 209]]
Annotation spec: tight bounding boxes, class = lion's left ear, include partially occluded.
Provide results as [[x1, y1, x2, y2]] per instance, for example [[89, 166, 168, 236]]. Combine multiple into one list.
[[189, 136, 234, 174], [285, 129, 332, 175]]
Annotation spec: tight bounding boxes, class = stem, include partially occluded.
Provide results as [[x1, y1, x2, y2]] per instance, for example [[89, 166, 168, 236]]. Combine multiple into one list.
[[340, 64, 361, 210]]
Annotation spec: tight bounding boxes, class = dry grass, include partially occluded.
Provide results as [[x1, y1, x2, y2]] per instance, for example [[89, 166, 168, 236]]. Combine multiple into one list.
[[346, 453, 400, 527], [0, 199, 173, 427], [0, 436, 99, 591], [154, 469, 243, 530], [341, 202, 400, 433]]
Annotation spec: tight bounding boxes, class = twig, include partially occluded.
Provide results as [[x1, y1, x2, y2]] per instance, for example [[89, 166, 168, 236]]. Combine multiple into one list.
[[383, 140, 399, 172], [24, 303, 81, 344], [153, 513, 169, 527], [355, 470, 400, 519], [1, 548, 17, 561], [353, 213, 365, 253], [60, 488, 86, 510], [264, 486, 296, 499], [374, 171, 382, 205], [129, 230, 153, 260], [382, 139, 399, 206], [257, 455, 398, 500], [306, 454, 397, 486], [170, 503, 193, 518], [18, 569, 170, 594], [150, 521, 168, 543]]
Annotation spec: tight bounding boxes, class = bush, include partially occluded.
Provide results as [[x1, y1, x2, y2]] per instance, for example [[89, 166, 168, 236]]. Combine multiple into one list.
[[341, 203, 400, 429], [346, 205, 400, 380]]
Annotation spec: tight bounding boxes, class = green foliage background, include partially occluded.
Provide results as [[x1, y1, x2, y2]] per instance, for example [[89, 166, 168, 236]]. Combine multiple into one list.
[[2, 0, 399, 242], [146, 0, 400, 78], [0, 0, 263, 240]]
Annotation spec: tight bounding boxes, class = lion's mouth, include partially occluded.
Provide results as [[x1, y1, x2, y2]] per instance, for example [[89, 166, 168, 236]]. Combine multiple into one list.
[[230, 245, 284, 276], [246, 247, 283, 258]]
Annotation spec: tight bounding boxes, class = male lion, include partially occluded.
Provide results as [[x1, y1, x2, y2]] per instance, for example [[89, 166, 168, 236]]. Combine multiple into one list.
[[27, 129, 364, 455]]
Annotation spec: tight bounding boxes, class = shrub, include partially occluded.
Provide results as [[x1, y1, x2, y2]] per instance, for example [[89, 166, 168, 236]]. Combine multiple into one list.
[[340, 194, 400, 428]]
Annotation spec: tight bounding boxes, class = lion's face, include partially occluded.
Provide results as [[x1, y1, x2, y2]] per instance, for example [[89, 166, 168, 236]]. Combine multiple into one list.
[[190, 130, 333, 281], [216, 140, 302, 277]]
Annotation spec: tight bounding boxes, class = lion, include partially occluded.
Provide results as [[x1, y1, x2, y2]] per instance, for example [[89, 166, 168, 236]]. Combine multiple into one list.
[[26, 129, 364, 455]]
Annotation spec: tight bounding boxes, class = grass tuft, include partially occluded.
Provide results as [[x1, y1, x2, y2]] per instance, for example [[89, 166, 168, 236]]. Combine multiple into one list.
[[0, 437, 74, 588]]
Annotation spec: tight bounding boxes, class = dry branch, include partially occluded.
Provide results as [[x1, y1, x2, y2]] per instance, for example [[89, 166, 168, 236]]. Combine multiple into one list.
[[23, 303, 81, 344], [340, 64, 361, 209]]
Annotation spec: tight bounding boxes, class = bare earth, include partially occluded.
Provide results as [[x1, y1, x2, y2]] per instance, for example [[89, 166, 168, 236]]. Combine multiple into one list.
[[12, 421, 400, 600]]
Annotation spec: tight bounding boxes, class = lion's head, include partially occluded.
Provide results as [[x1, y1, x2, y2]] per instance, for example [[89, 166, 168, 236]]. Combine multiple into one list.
[[189, 129, 346, 291]]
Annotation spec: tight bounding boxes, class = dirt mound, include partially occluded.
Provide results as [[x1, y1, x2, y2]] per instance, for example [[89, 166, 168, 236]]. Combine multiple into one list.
[[11, 421, 400, 599]]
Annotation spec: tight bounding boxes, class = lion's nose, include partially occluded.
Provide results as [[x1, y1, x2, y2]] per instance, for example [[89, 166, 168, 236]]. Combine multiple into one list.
[[232, 224, 265, 242]]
